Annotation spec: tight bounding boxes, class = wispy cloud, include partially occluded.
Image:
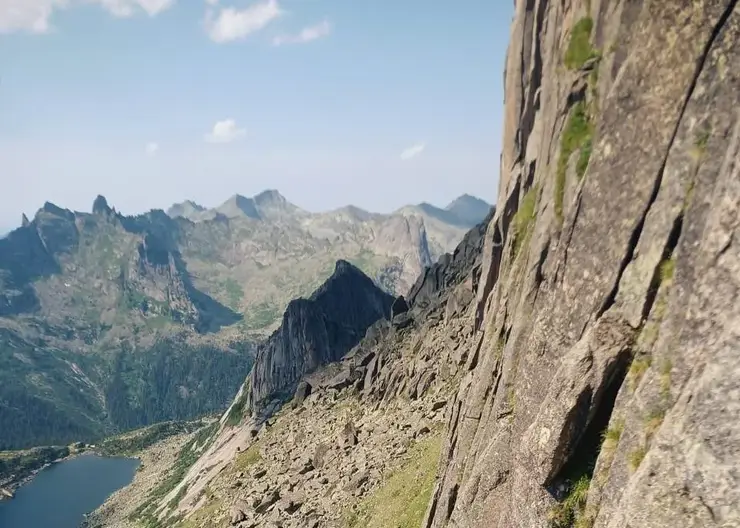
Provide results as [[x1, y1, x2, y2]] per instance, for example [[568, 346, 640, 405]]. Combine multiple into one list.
[[0, 0, 175, 34], [400, 142, 426, 161], [145, 142, 160, 156], [205, 0, 282, 43], [205, 119, 246, 143], [272, 19, 331, 46]]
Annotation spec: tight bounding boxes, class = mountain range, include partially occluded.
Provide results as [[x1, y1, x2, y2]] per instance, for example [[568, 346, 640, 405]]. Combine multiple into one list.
[[0, 191, 491, 449]]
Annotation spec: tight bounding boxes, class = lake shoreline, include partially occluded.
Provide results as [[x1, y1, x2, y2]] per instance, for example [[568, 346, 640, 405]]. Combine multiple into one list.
[[0, 419, 211, 504], [0, 450, 136, 502], [82, 430, 195, 528], [0, 453, 141, 528]]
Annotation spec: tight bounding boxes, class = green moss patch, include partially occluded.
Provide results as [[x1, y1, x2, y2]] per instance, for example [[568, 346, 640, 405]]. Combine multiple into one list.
[[548, 474, 591, 528], [234, 442, 263, 470], [346, 435, 441, 528], [555, 102, 594, 223], [512, 185, 539, 258], [564, 18, 597, 70]]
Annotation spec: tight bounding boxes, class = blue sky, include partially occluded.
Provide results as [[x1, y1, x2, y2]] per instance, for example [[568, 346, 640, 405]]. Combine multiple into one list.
[[0, 0, 513, 232]]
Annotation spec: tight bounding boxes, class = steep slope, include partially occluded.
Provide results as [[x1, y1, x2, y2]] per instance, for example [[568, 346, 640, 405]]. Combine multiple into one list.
[[424, 1, 740, 527], [444, 194, 492, 227], [244, 260, 395, 418], [166, 200, 207, 222], [99, 2, 740, 528], [0, 198, 251, 449], [103, 213, 489, 528]]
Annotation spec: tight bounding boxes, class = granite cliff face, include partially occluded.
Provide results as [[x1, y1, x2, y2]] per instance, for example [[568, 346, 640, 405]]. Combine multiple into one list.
[[425, 1, 740, 526], [89, 1, 739, 527]]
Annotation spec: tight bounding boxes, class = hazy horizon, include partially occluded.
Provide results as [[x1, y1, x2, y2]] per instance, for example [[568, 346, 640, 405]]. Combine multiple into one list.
[[2, 187, 492, 235], [0, 0, 513, 233]]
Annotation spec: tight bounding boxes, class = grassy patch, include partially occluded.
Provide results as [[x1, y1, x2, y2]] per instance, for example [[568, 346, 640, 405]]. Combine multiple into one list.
[[494, 336, 506, 360], [548, 474, 591, 528], [627, 355, 651, 392], [627, 445, 647, 472], [644, 408, 666, 441], [174, 497, 223, 528], [244, 301, 280, 331], [225, 391, 248, 427], [658, 258, 675, 284], [576, 137, 593, 179], [345, 435, 441, 528], [129, 422, 218, 523], [234, 442, 262, 470], [689, 127, 711, 161], [99, 420, 205, 457], [556, 102, 593, 223], [659, 359, 672, 400], [512, 185, 539, 258], [222, 278, 244, 309], [602, 419, 624, 446], [564, 18, 597, 70]]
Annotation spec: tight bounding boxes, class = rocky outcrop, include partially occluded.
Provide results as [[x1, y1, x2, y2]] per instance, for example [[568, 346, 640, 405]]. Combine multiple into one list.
[[407, 206, 494, 312], [424, 1, 740, 527], [244, 260, 394, 418]]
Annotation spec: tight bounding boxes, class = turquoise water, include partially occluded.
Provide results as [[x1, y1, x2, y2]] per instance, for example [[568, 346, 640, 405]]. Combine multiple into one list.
[[0, 454, 139, 528]]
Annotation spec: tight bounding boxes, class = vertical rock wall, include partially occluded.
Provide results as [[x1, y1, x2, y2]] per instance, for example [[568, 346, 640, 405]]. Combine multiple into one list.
[[425, 1, 740, 527]]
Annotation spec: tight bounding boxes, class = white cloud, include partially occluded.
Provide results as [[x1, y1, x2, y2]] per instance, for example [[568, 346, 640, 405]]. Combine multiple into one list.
[[272, 19, 331, 46], [400, 142, 426, 161], [205, 0, 218, 4], [0, 0, 175, 34], [205, 119, 246, 143], [145, 142, 159, 156], [204, 0, 282, 43]]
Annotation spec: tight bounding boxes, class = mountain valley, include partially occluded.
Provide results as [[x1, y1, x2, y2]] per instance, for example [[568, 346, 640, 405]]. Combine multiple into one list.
[[0, 191, 490, 450]]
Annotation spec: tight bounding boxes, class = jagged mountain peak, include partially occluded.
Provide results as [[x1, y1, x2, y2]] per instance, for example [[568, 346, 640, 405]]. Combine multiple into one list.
[[443, 194, 492, 227], [444, 193, 490, 212], [253, 189, 287, 205], [245, 258, 394, 418], [38, 201, 74, 219], [217, 194, 261, 219], [92, 195, 112, 216]]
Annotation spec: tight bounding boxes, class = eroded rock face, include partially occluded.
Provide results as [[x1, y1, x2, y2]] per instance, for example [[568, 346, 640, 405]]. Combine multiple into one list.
[[425, 1, 740, 527], [245, 260, 394, 418]]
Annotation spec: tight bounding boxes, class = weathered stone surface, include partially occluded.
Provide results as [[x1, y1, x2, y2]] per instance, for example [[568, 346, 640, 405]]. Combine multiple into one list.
[[292, 381, 312, 408], [424, 1, 740, 527]]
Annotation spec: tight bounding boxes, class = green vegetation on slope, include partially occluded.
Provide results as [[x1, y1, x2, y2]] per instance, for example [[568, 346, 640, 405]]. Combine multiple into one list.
[[564, 18, 597, 70], [555, 102, 594, 223], [0, 329, 107, 450], [0, 326, 252, 451], [224, 391, 249, 427], [345, 434, 441, 528], [512, 185, 539, 258], [130, 422, 218, 526], [0, 445, 70, 484], [97, 420, 208, 457], [549, 475, 592, 528], [104, 337, 253, 432]]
